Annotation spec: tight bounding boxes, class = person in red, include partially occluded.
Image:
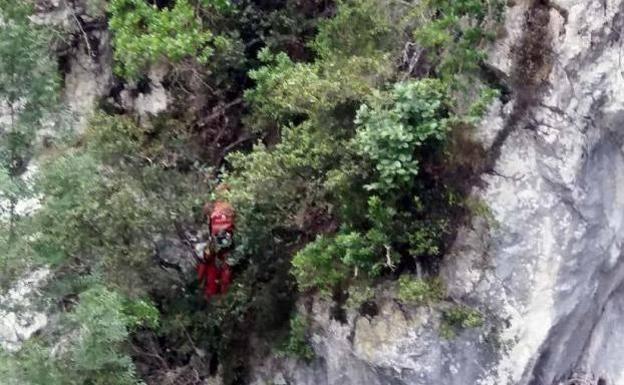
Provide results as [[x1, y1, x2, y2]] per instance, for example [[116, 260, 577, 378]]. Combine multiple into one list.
[[196, 190, 235, 299]]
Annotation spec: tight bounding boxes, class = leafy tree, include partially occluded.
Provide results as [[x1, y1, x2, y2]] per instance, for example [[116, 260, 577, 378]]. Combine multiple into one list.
[[225, 123, 338, 257], [0, 1, 58, 176], [354, 79, 451, 193], [233, 0, 505, 298], [32, 114, 212, 294], [109, 0, 216, 79], [290, 79, 454, 291], [66, 287, 146, 384]]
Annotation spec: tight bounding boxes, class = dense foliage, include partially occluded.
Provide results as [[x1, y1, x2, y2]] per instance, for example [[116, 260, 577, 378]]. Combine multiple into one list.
[[1, 286, 159, 385], [0, 0, 504, 383], [109, 0, 218, 79]]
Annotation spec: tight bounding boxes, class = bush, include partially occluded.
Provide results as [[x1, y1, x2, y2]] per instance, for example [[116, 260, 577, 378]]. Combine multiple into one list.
[[109, 0, 215, 78], [68, 287, 143, 383], [345, 283, 376, 310], [245, 48, 391, 133], [396, 275, 445, 305], [312, 0, 396, 60], [354, 79, 451, 193], [224, 123, 338, 258], [0, 285, 153, 385], [278, 314, 315, 361], [0, 0, 59, 285], [414, 0, 505, 83], [244, 0, 405, 133], [289, 79, 456, 292], [31, 114, 211, 295], [440, 305, 484, 338], [291, 234, 349, 294]]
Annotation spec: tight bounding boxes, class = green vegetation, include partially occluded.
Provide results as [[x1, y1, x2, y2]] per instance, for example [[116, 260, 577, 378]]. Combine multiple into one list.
[[414, 0, 505, 83], [278, 314, 315, 361], [0, 286, 158, 385], [345, 283, 376, 310], [0, 0, 504, 383], [228, 0, 505, 301], [354, 79, 451, 193], [397, 275, 445, 305], [440, 305, 485, 339], [34, 114, 212, 293], [109, 0, 216, 79]]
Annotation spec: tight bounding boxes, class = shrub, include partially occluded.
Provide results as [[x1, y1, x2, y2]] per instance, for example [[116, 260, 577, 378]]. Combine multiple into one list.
[[0, 285, 152, 385], [278, 314, 315, 361], [245, 48, 391, 133], [32, 114, 211, 295], [440, 305, 484, 338], [68, 287, 142, 383], [109, 0, 215, 79], [312, 0, 395, 59], [345, 283, 376, 310], [224, 123, 338, 258], [414, 0, 505, 83], [284, 79, 456, 293], [0, 0, 59, 284], [397, 275, 445, 305], [245, 49, 340, 128], [291, 234, 349, 294], [354, 79, 451, 193]]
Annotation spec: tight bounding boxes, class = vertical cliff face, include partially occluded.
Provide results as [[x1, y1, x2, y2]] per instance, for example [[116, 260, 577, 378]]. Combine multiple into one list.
[[453, 0, 624, 383], [34, 0, 169, 130], [6, 0, 624, 383], [249, 0, 624, 384]]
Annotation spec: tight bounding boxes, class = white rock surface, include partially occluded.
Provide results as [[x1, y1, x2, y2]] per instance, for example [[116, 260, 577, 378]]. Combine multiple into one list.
[[0, 269, 50, 352], [62, 28, 114, 131]]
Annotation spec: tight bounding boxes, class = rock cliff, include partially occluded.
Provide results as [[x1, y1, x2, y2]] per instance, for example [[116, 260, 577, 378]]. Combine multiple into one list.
[[4, 1, 624, 384], [249, 1, 624, 384]]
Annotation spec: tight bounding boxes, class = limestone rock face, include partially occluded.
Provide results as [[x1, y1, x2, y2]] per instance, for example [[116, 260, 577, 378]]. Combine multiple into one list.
[[249, 0, 624, 384], [0, 269, 50, 352], [62, 27, 114, 131], [34, 0, 169, 131]]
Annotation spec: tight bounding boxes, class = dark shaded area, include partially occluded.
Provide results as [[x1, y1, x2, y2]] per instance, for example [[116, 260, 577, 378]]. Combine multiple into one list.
[[330, 285, 349, 324], [148, 0, 174, 9], [484, 0, 553, 173], [359, 300, 379, 318]]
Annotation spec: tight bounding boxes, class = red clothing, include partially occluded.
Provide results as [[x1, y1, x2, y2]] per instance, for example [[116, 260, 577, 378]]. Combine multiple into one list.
[[197, 254, 232, 298], [197, 200, 235, 299]]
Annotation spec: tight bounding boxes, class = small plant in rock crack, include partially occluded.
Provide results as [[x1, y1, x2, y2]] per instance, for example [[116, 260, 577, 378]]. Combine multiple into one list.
[[440, 305, 484, 339], [345, 283, 377, 311], [397, 275, 445, 305], [277, 314, 315, 362]]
